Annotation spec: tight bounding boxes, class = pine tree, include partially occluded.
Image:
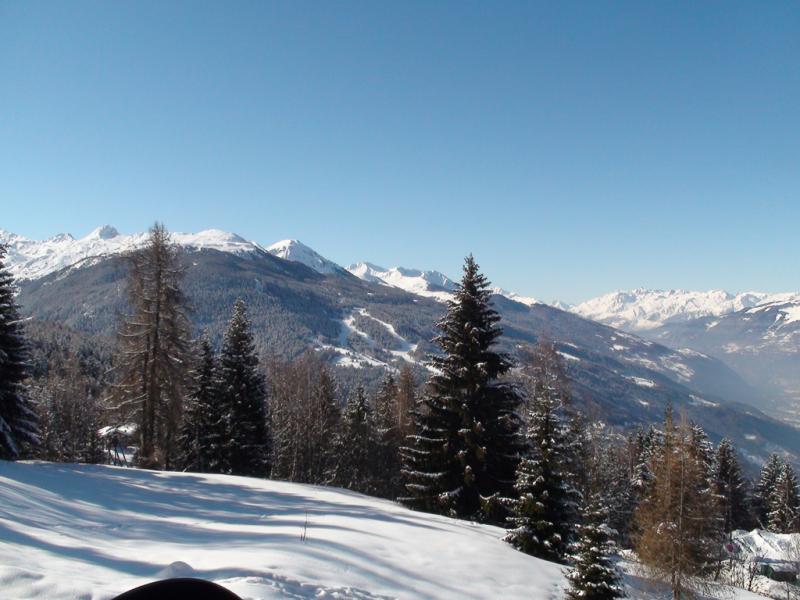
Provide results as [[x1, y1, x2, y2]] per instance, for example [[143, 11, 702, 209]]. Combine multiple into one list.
[[754, 453, 784, 528], [35, 378, 102, 464], [401, 255, 523, 523], [585, 423, 636, 545], [220, 299, 269, 477], [0, 244, 39, 459], [178, 338, 225, 473], [307, 361, 341, 484], [768, 462, 800, 534], [111, 223, 191, 469], [268, 352, 340, 484], [524, 340, 588, 500], [687, 423, 725, 573], [332, 386, 376, 493], [395, 363, 416, 438], [503, 349, 578, 563], [630, 425, 660, 500], [566, 495, 624, 600], [713, 438, 750, 534], [373, 373, 403, 498]]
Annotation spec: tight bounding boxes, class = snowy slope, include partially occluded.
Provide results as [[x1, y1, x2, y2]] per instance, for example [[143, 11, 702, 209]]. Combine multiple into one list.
[[492, 287, 539, 307], [726, 530, 800, 600], [347, 262, 539, 306], [0, 226, 264, 281], [572, 289, 800, 331], [0, 461, 565, 600], [266, 240, 344, 275], [347, 262, 457, 301]]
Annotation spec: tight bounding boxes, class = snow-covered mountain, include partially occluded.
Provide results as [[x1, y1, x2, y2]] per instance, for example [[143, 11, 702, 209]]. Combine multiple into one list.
[[347, 262, 457, 301], [1, 226, 544, 307], [572, 288, 800, 331], [492, 287, 539, 307], [0, 226, 264, 281], [644, 298, 800, 417], [266, 239, 344, 275], [347, 262, 540, 306]]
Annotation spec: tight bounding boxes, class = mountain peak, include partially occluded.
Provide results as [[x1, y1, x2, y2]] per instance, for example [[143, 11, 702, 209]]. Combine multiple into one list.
[[267, 239, 343, 275], [86, 225, 120, 240]]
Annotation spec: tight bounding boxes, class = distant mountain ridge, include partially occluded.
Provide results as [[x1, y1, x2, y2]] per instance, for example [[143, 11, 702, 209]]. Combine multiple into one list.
[[0, 226, 265, 281], [572, 288, 800, 331], [0, 226, 542, 307]]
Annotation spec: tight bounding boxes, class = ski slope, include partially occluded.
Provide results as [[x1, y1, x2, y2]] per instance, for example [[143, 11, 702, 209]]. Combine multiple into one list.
[[0, 461, 565, 599]]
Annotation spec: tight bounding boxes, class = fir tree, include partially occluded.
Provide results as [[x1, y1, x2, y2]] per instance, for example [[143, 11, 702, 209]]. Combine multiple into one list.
[[178, 338, 225, 473], [373, 373, 403, 498], [332, 386, 376, 493], [220, 299, 269, 477], [768, 462, 800, 534], [566, 495, 624, 600], [687, 423, 725, 571], [713, 438, 750, 534], [754, 453, 784, 528], [307, 362, 341, 484], [503, 349, 578, 563], [630, 425, 659, 500], [0, 244, 39, 459], [395, 363, 416, 438], [401, 255, 523, 522], [585, 423, 636, 545], [268, 352, 340, 484]]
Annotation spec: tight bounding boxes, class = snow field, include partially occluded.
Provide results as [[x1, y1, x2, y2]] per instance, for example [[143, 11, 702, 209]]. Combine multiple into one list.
[[0, 461, 565, 600]]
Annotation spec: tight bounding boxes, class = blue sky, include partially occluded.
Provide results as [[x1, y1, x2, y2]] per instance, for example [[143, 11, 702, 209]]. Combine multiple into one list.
[[2, 1, 798, 303]]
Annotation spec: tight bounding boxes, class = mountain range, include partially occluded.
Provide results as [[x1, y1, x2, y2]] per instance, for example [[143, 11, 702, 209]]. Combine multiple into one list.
[[570, 288, 800, 331], [565, 288, 800, 423], [3, 226, 799, 466]]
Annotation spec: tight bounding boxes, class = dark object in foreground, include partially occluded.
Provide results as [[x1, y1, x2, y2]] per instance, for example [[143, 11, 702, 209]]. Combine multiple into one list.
[[113, 578, 242, 600]]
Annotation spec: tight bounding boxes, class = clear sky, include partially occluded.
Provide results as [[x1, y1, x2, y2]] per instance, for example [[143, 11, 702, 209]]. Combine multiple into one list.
[[2, 1, 798, 303]]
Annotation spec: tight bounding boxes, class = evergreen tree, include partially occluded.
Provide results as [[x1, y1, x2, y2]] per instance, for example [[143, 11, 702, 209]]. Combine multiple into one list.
[[395, 363, 416, 438], [0, 244, 39, 459], [754, 453, 784, 528], [768, 462, 800, 534], [307, 362, 341, 484], [524, 340, 588, 501], [373, 373, 403, 498], [566, 495, 624, 600], [401, 255, 523, 523], [178, 338, 225, 473], [503, 349, 578, 563], [35, 378, 102, 464], [81, 393, 105, 464], [268, 352, 340, 484], [687, 423, 725, 570], [332, 386, 376, 493], [713, 438, 750, 534], [220, 299, 269, 477], [585, 423, 637, 545], [630, 425, 660, 500]]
